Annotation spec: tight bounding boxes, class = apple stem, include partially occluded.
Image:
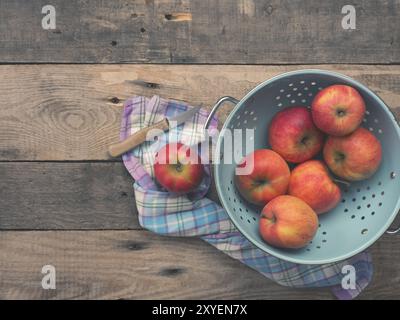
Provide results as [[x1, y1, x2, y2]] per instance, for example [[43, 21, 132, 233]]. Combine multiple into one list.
[[333, 178, 351, 187]]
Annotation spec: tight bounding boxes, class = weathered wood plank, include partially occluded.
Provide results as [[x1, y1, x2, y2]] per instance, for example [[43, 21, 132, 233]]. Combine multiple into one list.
[[0, 161, 223, 229], [0, 0, 398, 64], [0, 230, 398, 299], [0, 162, 139, 229], [0, 64, 400, 161]]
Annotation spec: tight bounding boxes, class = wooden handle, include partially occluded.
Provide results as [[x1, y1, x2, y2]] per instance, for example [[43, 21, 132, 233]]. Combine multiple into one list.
[[108, 119, 169, 157]]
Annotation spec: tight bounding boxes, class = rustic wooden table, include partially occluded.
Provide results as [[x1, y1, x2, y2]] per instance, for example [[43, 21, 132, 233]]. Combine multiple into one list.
[[0, 0, 399, 299]]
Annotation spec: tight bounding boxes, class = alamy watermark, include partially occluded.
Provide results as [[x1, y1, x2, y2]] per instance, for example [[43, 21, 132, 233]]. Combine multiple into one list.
[[42, 5, 56, 30], [147, 124, 255, 175], [341, 5, 356, 30], [341, 264, 356, 290], [41, 264, 56, 290]]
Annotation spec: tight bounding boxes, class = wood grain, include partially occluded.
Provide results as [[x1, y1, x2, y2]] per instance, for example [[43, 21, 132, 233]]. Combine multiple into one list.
[[0, 161, 224, 230], [0, 162, 138, 229], [0, 230, 398, 299], [0, 64, 400, 161], [0, 0, 399, 64]]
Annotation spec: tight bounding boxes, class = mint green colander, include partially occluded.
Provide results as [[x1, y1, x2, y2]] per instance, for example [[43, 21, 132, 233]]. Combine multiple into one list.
[[205, 70, 400, 264]]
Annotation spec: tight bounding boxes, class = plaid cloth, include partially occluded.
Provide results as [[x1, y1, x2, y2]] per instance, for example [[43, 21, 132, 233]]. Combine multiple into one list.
[[121, 95, 373, 300]]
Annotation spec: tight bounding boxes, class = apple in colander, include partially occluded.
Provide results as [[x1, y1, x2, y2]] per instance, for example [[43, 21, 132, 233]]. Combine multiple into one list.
[[235, 149, 290, 206], [268, 106, 325, 163], [259, 195, 319, 249], [323, 127, 382, 181], [288, 160, 341, 214], [311, 84, 366, 136]]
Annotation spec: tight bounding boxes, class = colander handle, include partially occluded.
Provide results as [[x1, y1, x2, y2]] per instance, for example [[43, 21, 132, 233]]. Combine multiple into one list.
[[204, 96, 239, 129], [386, 217, 400, 235]]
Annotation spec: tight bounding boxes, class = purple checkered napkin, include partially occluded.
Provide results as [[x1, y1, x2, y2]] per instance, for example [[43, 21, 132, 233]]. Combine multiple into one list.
[[120, 95, 373, 300]]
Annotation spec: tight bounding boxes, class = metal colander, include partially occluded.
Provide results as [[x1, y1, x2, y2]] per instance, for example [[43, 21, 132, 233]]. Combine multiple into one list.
[[205, 69, 400, 264]]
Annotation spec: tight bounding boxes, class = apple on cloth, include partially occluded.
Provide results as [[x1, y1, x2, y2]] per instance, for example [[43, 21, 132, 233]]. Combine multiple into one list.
[[312, 84, 366, 136], [235, 149, 290, 206], [268, 106, 324, 163], [324, 127, 382, 181], [289, 160, 341, 214], [259, 195, 319, 249], [154, 142, 205, 193]]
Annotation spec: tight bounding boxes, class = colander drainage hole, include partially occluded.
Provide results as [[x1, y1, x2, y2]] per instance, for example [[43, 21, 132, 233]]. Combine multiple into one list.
[[352, 198, 356, 202], [306, 248, 310, 252], [344, 208, 348, 212], [351, 215, 355, 219], [367, 204, 371, 208], [357, 206, 361, 210], [252, 216, 256, 221], [361, 216, 365, 220], [356, 188, 360, 192], [322, 239, 327, 243], [316, 246, 321, 249], [362, 196, 366, 200], [361, 229, 368, 235], [322, 231, 327, 235], [379, 202, 382, 206], [381, 191, 385, 195], [247, 219, 251, 224], [367, 186, 370, 190], [371, 211, 375, 216], [341, 199, 346, 203], [372, 194, 375, 198], [240, 216, 243, 220]]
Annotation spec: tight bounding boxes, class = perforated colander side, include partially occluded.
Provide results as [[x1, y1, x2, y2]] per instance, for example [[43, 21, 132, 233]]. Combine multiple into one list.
[[214, 70, 400, 264]]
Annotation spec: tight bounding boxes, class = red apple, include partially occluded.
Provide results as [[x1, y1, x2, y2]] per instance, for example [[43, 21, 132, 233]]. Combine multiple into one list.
[[288, 160, 341, 214], [154, 142, 204, 193], [235, 149, 290, 206], [259, 195, 318, 249], [312, 84, 366, 136], [268, 106, 324, 163], [323, 127, 382, 181]]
